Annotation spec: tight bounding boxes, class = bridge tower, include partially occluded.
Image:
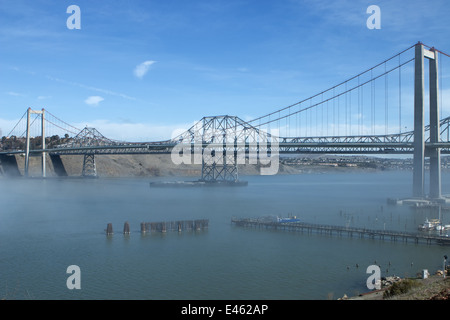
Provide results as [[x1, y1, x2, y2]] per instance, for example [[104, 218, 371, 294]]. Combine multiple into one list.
[[200, 116, 241, 183], [73, 127, 105, 178], [24, 107, 46, 178], [82, 154, 97, 178], [413, 42, 441, 199]]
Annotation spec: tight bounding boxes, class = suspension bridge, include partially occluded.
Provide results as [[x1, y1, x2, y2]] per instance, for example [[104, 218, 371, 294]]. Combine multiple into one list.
[[1, 42, 450, 200]]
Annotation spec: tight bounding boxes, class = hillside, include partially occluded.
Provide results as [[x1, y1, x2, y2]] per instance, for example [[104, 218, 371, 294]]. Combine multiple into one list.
[[8, 153, 303, 178]]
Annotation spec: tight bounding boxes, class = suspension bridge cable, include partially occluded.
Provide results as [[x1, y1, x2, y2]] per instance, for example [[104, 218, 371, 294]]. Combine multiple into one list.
[[44, 118, 80, 136], [18, 113, 41, 138], [358, 75, 361, 135], [333, 87, 336, 136], [349, 87, 352, 136], [422, 43, 450, 58], [371, 69, 374, 135], [247, 44, 416, 127], [440, 51, 443, 120], [252, 58, 415, 132], [45, 110, 82, 133], [345, 81, 348, 136], [6, 109, 28, 137], [385, 62, 388, 135], [399, 55, 402, 134]]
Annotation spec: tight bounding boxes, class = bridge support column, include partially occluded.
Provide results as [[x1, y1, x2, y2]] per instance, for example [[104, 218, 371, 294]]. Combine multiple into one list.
[[24, 108, 46, 178], [413, 42, 441, 199], [413, 43, 425, 198], [200, 116, 239, 183], [0, 155, 21, 177], [25, 108, 31, 177], [82, 154, 97, 178], [429, 48, 441, 199], [41, 109, 46, 178], [50, 154, 68, 177]]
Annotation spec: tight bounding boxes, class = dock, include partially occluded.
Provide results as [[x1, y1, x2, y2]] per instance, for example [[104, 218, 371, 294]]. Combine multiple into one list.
[[140, 219, 209, 233], [231, 217, 450, 246]]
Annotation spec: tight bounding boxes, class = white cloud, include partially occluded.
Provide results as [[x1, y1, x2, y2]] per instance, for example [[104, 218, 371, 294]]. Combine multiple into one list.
[[6, 91, 25, 97], [134, 60, 156, 79], [84, 96, 104, 106], [46, 75, 137, 101]]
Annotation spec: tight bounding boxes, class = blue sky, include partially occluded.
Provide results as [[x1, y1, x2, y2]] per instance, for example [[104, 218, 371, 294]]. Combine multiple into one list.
[[1, 0, 449, 141]]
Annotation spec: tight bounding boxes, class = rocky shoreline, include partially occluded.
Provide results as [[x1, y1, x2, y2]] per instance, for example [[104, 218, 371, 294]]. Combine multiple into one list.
[[342, 271, 450, 300]]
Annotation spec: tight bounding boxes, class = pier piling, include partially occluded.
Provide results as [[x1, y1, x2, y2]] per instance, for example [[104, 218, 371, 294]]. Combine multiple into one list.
[[231, 217, 450, 246], [139, 219, 209, 234], [106, 223, 113, 235], [105, 220, 210, 235], [123, 221, 130, 235]]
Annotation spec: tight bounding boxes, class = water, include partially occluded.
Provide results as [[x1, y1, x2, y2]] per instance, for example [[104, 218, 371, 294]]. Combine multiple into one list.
[[0, 171, 449, 300]]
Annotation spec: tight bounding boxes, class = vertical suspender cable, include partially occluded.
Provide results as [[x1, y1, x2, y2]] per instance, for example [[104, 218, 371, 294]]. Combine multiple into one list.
[[371, 70, 374, 135], [278, 111, 280, 136], [372, 70, 376, 135], [385, 62, 388, 135], [333, 88, 336, 136], [338, 94, 340, 136], [321, 93, 324, 136], [440, 52, 443, 121], [349, 89, 352, 136], [358, 76, 361, 135], [361, 79, 364, 135], [326, 99, 329, 136], [399, 55, 402, 135], [344, 82, 348, 136]]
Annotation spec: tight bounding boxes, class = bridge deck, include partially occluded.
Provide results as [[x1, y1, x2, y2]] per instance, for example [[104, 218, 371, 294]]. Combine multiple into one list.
[[231, 217, 450, 246]]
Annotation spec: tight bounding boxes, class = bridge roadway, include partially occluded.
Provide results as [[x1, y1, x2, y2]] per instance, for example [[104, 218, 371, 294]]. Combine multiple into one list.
[[3, 141, 450, 156], [231, 217, 450, 246], [2, 111, 450, 156]]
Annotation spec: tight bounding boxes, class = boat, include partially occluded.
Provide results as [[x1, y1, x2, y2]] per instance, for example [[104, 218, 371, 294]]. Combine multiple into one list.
[[436, 224, 450, 231], [150, 179, 248, 187], [418, 218, 440, 231], [276, 215, 301, 223], [418, 217, 450, 231]]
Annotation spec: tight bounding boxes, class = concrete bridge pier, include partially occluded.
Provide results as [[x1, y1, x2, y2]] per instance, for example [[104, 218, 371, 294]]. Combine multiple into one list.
[[49, 155, 68, 177], [429, 48, 441, 199], [413, 42, 441, 199], [0, 155, 22, 177]]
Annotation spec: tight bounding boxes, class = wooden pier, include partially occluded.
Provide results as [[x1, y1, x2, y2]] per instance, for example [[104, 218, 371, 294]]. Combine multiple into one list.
[[106, 219, 208, 235], [140, 219, 209, 234], [231, 217, 450, 246]]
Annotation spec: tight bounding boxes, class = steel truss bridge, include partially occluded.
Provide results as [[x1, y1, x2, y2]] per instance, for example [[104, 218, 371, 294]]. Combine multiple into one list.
[[1, 42, 450, 199]]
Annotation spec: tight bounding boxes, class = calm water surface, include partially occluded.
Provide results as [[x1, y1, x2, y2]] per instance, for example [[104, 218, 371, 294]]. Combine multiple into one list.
[[0, 171, 449, 300]]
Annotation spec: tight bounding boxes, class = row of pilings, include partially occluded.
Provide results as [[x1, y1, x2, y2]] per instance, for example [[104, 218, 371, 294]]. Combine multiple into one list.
[[230, 217, 450, 246], [105, 220, 209, 235]]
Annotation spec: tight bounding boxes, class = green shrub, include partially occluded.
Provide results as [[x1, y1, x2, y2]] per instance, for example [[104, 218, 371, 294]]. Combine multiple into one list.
[[383, 279, 421, 299]]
